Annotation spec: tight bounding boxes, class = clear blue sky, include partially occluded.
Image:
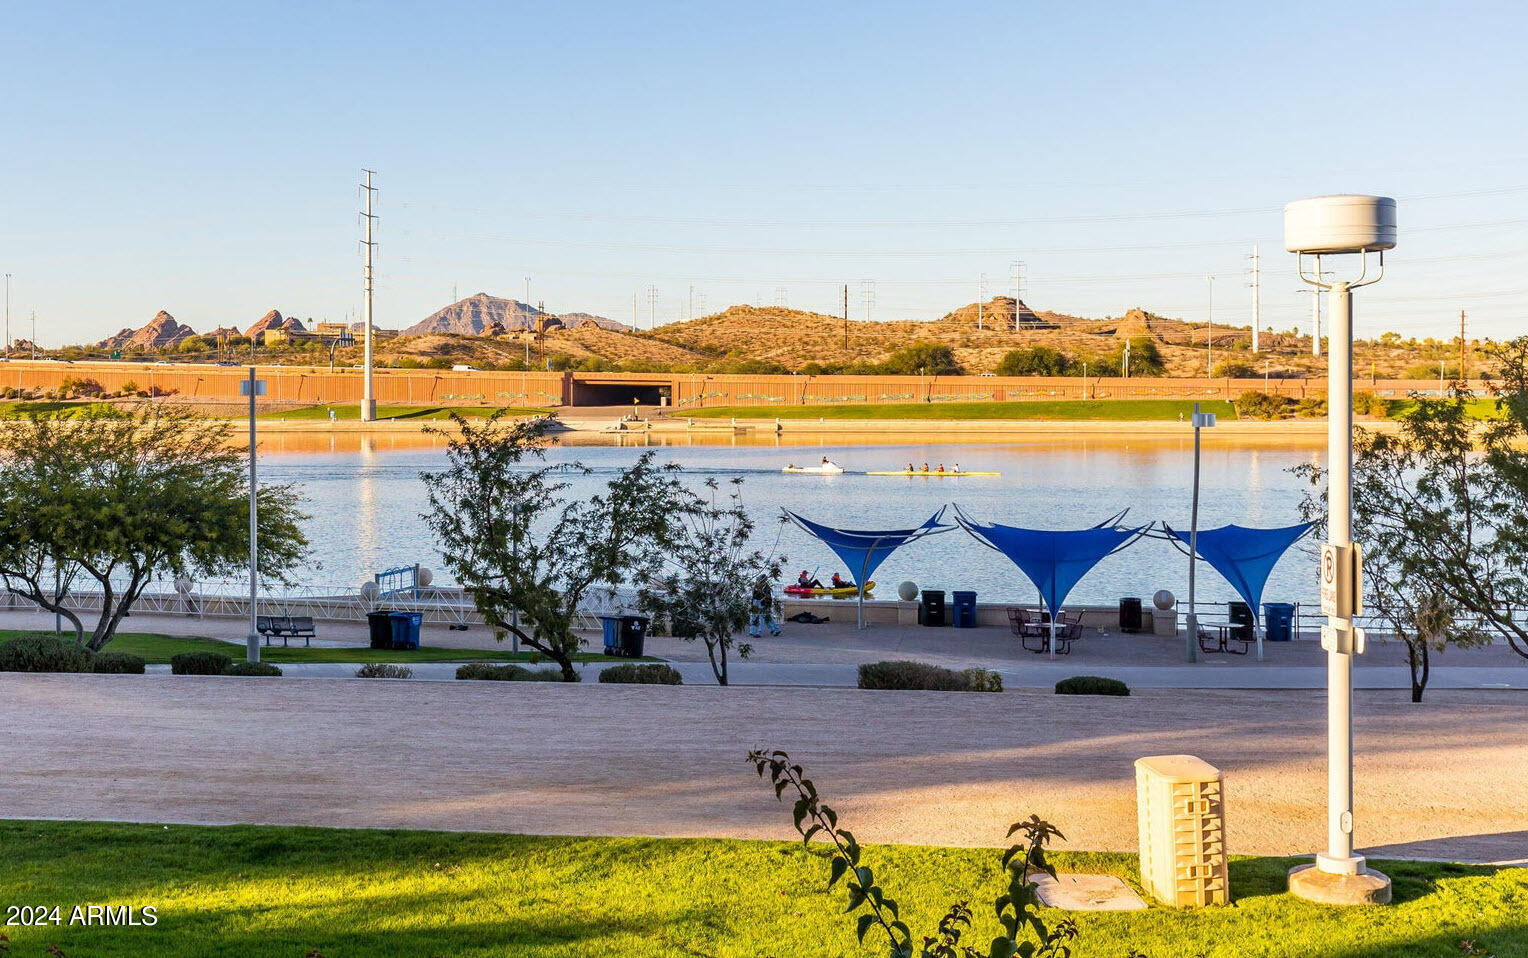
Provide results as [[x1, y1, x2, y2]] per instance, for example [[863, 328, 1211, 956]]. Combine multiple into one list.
[[3, 0, 1526, 345]]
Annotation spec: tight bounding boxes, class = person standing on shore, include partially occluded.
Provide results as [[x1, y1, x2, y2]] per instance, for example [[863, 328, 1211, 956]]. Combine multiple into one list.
[[749, 576, 780, 637]]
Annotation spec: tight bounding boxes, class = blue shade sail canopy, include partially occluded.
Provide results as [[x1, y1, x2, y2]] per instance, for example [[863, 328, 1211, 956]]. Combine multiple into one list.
[[953, 506, 1148, 616], [1164, 522, 1315, 615], [783, 508, 954, 628]]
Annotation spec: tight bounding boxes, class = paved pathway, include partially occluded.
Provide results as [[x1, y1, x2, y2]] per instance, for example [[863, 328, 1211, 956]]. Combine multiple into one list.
[[1, 674, 1524, 864]]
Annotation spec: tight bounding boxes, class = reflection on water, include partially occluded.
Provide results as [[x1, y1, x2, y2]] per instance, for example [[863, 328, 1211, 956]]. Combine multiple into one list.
[[259, 438, 1329, 605]]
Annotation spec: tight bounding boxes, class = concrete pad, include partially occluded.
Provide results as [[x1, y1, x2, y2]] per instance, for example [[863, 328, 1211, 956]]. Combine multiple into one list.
[[1287, 864, 1393, 905], [1034, 873, 1147, 911]]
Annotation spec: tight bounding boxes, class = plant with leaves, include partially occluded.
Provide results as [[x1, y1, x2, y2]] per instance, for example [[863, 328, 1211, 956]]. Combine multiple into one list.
[[748, 749, 1081, 958], [421, 413, 688, 682], [1293, 337, 1528, 701], [636, 477, 782, 685], [0, 406, 308, 651]]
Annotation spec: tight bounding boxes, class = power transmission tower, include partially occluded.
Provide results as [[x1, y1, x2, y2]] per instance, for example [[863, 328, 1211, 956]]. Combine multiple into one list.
[[524, 277, 532, 366], [977, 273, 985, 331], [775, 286, 788, 308], [1206, 274, 1215, 377], [842, 284, 849, 351], [860, 279, 875, 322], [360, 169, 377, 422], [3, 273, 9, 360], [633, 292, 638, 329], [648, 285, 658, 330], [1011, 260, 1026, 329], [688, 284, 694, 321], [1248, 245, 1260, 354], [29, 311, 36, 359]]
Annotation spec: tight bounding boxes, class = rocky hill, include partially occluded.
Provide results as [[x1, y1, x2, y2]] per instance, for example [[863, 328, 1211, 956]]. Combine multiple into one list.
[[97, 310, 195, 350], [244, 310, 306, 340], [405, 294, 626, 336]]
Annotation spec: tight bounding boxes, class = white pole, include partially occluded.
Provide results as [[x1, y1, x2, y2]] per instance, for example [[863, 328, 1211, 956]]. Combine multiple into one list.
[[977, 274, 984, 331], [1312, 263, 1323, 357], [1187, 401, 1201, 663], [1251, 245, 1260, 354], [1206, 275, 1214, 377], [361, 169, 377, 422], [247, 367, 261, 664], [3, 273, 9, 359], [1325, 279, 1356, 870]]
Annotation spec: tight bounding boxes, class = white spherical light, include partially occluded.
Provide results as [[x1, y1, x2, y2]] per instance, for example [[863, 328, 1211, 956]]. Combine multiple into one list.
[[417, 567, 434, 588], [897, 581, 918, 601], [173, 576, 193, 595], [1153, 590, 1175, 611], [360, 581, 381, 601]]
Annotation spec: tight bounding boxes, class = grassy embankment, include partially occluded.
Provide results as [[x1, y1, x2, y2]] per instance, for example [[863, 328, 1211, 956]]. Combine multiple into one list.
[[256, 404, 551, 421], [686, 399, 1240, 421], [0, 631, 636, 664], [0, 819, 1519, 957]]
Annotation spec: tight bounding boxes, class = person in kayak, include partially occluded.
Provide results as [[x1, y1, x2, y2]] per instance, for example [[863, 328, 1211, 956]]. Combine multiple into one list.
[[936, 463, 946, 474], [906, 462, 915, 473], [798, 570, 824, 589], [952, 463, 962, 474], [921, 462, 930, 473], [830, 572, 856, 590]]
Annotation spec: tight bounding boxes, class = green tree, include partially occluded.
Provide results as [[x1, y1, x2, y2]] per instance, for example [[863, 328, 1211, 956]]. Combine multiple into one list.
[[1294, 337, 1528, 700], [877, 342, 961, 376], [994, 345, 1074, 377], [637, 478, 783, 685], [0, 407, 309, 650], [1093, 336, 1165, 377], [421, 414, 687, 681]]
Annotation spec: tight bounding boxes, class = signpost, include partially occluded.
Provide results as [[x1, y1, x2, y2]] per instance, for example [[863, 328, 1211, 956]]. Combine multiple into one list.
[[240, 369, 267, 664]]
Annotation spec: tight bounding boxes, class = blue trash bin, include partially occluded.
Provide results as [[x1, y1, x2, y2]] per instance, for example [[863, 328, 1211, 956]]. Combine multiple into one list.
[[1262, 602, 1296, 641], [388, 611, 422, 650], [952, 591, 978, 629], [599, 615, 622, 655]]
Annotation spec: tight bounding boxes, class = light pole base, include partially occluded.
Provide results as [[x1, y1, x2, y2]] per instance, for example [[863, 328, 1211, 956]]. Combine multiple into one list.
[[246, 632, 261, 664], [360, 400, 377, 423], [1288, 863, 1391, 906]]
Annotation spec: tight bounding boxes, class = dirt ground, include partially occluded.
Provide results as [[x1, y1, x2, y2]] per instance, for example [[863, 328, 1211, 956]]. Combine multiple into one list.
[[2, 675, 1523, 864]]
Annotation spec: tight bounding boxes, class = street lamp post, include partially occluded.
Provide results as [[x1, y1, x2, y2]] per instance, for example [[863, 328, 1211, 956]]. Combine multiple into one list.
[[1185, 401, 1216, 662], [1285, 194, 1396, 906], [240, 368, 268, 664]]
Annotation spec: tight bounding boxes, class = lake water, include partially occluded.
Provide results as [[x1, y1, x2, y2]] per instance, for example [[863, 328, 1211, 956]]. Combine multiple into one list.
[[258, 434, 1327, 610]]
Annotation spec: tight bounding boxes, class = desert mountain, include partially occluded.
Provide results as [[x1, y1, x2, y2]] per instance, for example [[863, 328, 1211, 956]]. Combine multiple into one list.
[[558, 311, 626, 331], [406, 294, 628, 336], [97, 310, 196, 350], [245, 310, 305, 340]]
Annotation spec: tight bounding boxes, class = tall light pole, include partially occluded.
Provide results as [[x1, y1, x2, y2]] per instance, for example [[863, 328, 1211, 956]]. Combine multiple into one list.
[[1185, 401, 1215, 662], [1250, 245, 1260, 354], [1206, 275, 1215, 377], [360, 169, 377, 422], [1285, 194, 1396, 906], [240, 368, 267, 664], [3, 273, 9, 360]]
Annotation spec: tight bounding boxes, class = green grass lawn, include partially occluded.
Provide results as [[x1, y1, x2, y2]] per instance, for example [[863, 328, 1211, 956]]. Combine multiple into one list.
[[685, 399, 1239, 422], [0, 820, 1520, 957], [0, 630, 637, 664], [257, 404, 551, 421], [0, 400, 118, 418]]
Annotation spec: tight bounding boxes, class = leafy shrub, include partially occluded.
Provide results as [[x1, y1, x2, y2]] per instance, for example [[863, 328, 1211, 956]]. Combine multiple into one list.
[[876, 342, 961, 376], [0, 634, 95, 673], [1294, 396, 1328, 418], [995, 345, 1074, 377], [1213, 360, 1257, 378], [226, 661, 282, 677], [170, 651, 233, 675], [1054, 675, 1130, 696], [1235, 390, 1294, 420], [1352, 391, 1390, 416], [857, 660, 1000, 692], [355, 662, 414, 679], [92, 651, 146, 674], [598, 663, 683, 685], [963, 668, 1003, 692], [455, 662, 567, 682]]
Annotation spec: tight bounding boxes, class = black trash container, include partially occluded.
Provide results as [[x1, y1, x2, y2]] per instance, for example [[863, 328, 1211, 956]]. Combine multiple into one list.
[[918, 590, 946, 627], [1262, 602, 1296, 641], [617, 614, 649, 657], [1119, 597, 1143, 633], [366, 611, 394, 649], [389, 611, 423, 650], [951, 591, 978, 628], [1228, 600, 1254, 641]]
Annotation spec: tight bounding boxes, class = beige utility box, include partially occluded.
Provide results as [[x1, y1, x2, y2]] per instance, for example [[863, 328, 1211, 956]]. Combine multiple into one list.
[[1135, 754, 1229, 907]]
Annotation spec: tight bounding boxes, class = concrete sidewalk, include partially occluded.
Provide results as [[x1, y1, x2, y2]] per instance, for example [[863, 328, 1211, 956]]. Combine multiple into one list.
[[2, 675, 1524, 864]]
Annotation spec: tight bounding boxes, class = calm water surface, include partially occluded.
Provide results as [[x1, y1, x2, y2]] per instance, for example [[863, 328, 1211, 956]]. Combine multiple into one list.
[[260, 435, 1327, 608]]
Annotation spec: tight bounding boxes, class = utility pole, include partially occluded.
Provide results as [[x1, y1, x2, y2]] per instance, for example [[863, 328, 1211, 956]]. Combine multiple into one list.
[[648, 285, 657, 330], [633, 292, 638, 329], [861, 279, 875, 322], [360, 169, 377, 422], [30, 311, 36, 359], [977, 274, 985, 331], [1207, 275, 1215, 377], [3, 273, 9, 360], [688, 284, 694, 322], [1459, 309, 1467, 381], [1012, 260, 1024, 329], [1250, 245, 1260, 354], [524, 277, 532, 367], [842, 283, 849, 351], [1311, 271, 1323, 357]]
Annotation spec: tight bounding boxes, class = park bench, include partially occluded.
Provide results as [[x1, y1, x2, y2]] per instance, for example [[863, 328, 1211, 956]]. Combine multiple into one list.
[[256, 615, 317, 648]]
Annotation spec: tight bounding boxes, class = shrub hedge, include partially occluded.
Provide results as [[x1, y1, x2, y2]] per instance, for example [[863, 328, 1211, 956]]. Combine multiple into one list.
[[1054, 675, 1130, 696], [355, 663, 413, 679], [0, 634, 95, 673], [455, 662, 566, 682], [91, 651, 146, 674], [857, 660, 1002, 692], [170, 651, 234, 675], [226, 661, 282, 677], [598, 663, 683, 685]]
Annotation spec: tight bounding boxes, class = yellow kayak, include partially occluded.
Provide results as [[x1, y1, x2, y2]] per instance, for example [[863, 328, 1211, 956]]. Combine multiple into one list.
[[866, 470, 1000, 477]]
